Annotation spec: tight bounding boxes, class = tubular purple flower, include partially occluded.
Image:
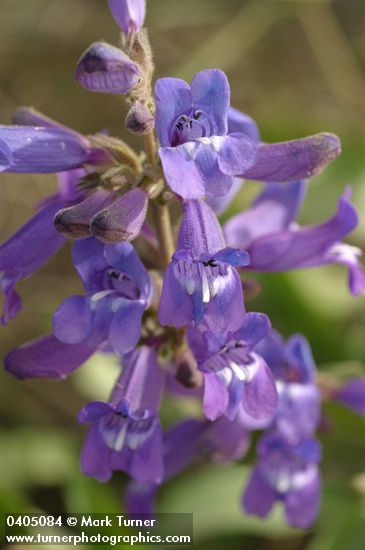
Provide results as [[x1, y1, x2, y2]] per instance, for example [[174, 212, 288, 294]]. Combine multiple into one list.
[[225, 183, 365, 296], [243, 434, 322, 529], [90, 188, 148, 243], [75, 42, 140, 94], [52, 238, 152, 356], [108, 0, 146, 34], [155, 70, 258, 199], [158, 199, 250, 332], [5, 334, 96, 379], [54, 189, 114, 239], [79, 346, 164, 483], [333, 378, 365, 416], [0, 126, 109, 173], [0, 169, 84, 323], [189, 312, 278, 421]]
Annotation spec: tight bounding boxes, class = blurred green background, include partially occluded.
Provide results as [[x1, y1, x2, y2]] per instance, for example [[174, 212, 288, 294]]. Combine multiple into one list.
[[1, 0, 365, 548]]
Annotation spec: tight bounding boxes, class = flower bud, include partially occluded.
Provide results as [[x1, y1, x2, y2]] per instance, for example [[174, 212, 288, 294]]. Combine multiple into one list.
[[108, 0, 146, 34], [54, 190, 113, 239], [75, 42, 139, 94], [125, 101, 154, 135], [175, 349, 203, 389], [91, 188, 148, 243]]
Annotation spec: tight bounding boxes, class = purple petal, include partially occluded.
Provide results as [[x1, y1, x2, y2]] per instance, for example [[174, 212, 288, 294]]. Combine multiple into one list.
[[334, 378, 365, 416], [190, 69, 229, 136], [5, 334, 95, 379], [234, 312, 271, 350], [125, 424, 164, 484], [158, 262, 194, 327], [103, 242, 151, 299], [214, 247, 250, 267], [155, 78, 192, 147], [206, 178, 243, 215], [91, 188, 148, 243], [328, 243, 365, 297], [242, 354, 278, 419], [75, 42, 139, 94], [178, 199, 225, 257], [286, 334, 316, 384], [204, 268, 245, 333], [78, 401, 115, 423], [241, 133, 341, 181], [224, 180, 307, 249], [159, 144, 208, 199], [203, 373, 229, 421], [163, 420, 205, 479], [242, 465, 276, 518], [275, 383, 321, 440], [54, 190, 113, 239], [53, 295, 92, 344], [56, 168, 85, 202], [108, 299, 145, 355], [108, 0, 146, 34], [284, 468, 321, 529], [80, 424, 112, 482], [0, 202, 67, 323], [228, 107, 260, 142], [216, 134, 258, 176], [246, 193, 358, 271], [72, 238, 108, 291], [0, 126, 93, 173], [204, 417, 250, 463]]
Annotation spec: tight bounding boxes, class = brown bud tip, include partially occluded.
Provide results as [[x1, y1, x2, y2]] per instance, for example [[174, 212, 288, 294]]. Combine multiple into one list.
[[125, 102, 154, 135]]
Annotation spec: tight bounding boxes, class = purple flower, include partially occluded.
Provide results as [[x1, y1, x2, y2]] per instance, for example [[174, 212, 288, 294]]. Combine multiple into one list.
[[155, 79, 340, 200], [189, 312, 278, 421], [0, 126, 108, 174], [158, 199, 249, 331], [53, 238, 151, 355], [108, 0, 146, 34], [257, 331, 321, 440], [5, 334, 95, 380], [333, 378, 365, 416], [0, 169, 84, 323], [155, 69, 258, 199], [243, 433, 322, 529], [75, 42, 140, 94], [225, 182, 365, 296], [79, 346, 164, 483]]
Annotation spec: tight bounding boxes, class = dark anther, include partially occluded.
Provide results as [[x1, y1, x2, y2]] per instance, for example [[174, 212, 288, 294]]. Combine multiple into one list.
[[189, 119, 193, 128], [203, 258, 218, 268], [115, 412, 128, 418], [108, 269, 120, 279], [193, 110, 202, 120], [176, 122, 184, 131]]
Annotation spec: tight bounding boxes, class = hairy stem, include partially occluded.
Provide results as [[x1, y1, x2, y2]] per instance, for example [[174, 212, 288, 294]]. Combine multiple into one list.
[[144, 131, 175, 268]]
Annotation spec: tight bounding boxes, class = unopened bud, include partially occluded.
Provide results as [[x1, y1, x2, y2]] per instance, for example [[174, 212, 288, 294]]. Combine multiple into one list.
[[54, 190, 113, 238], [108, 0, 146, 35], [91, 188, 148, 243], [125, 101, 154, 135], [175, 349, 203, 389], [75, 42, 139, 94]]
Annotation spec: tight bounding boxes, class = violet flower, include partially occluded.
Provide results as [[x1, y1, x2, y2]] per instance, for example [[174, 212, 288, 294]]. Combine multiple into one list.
[[333, 378, 365, 416], [155, 69, 258, 199], [243, 433, 322, 529], [75, 42, 140, 94], [79, 346, 164, 483], [155, 77, 340, 200], [189, 312, 278, 421], [52, 237, 152, 356], [108, 0, 146, 35], [257, 331, 321, 440], [0, 169, 84, 324], [225, 181, 365, 296], [158, 199, 249, 332]]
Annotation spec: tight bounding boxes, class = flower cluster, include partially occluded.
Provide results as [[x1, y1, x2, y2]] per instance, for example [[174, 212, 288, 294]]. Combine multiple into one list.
[[2, 0, 365, 530]]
